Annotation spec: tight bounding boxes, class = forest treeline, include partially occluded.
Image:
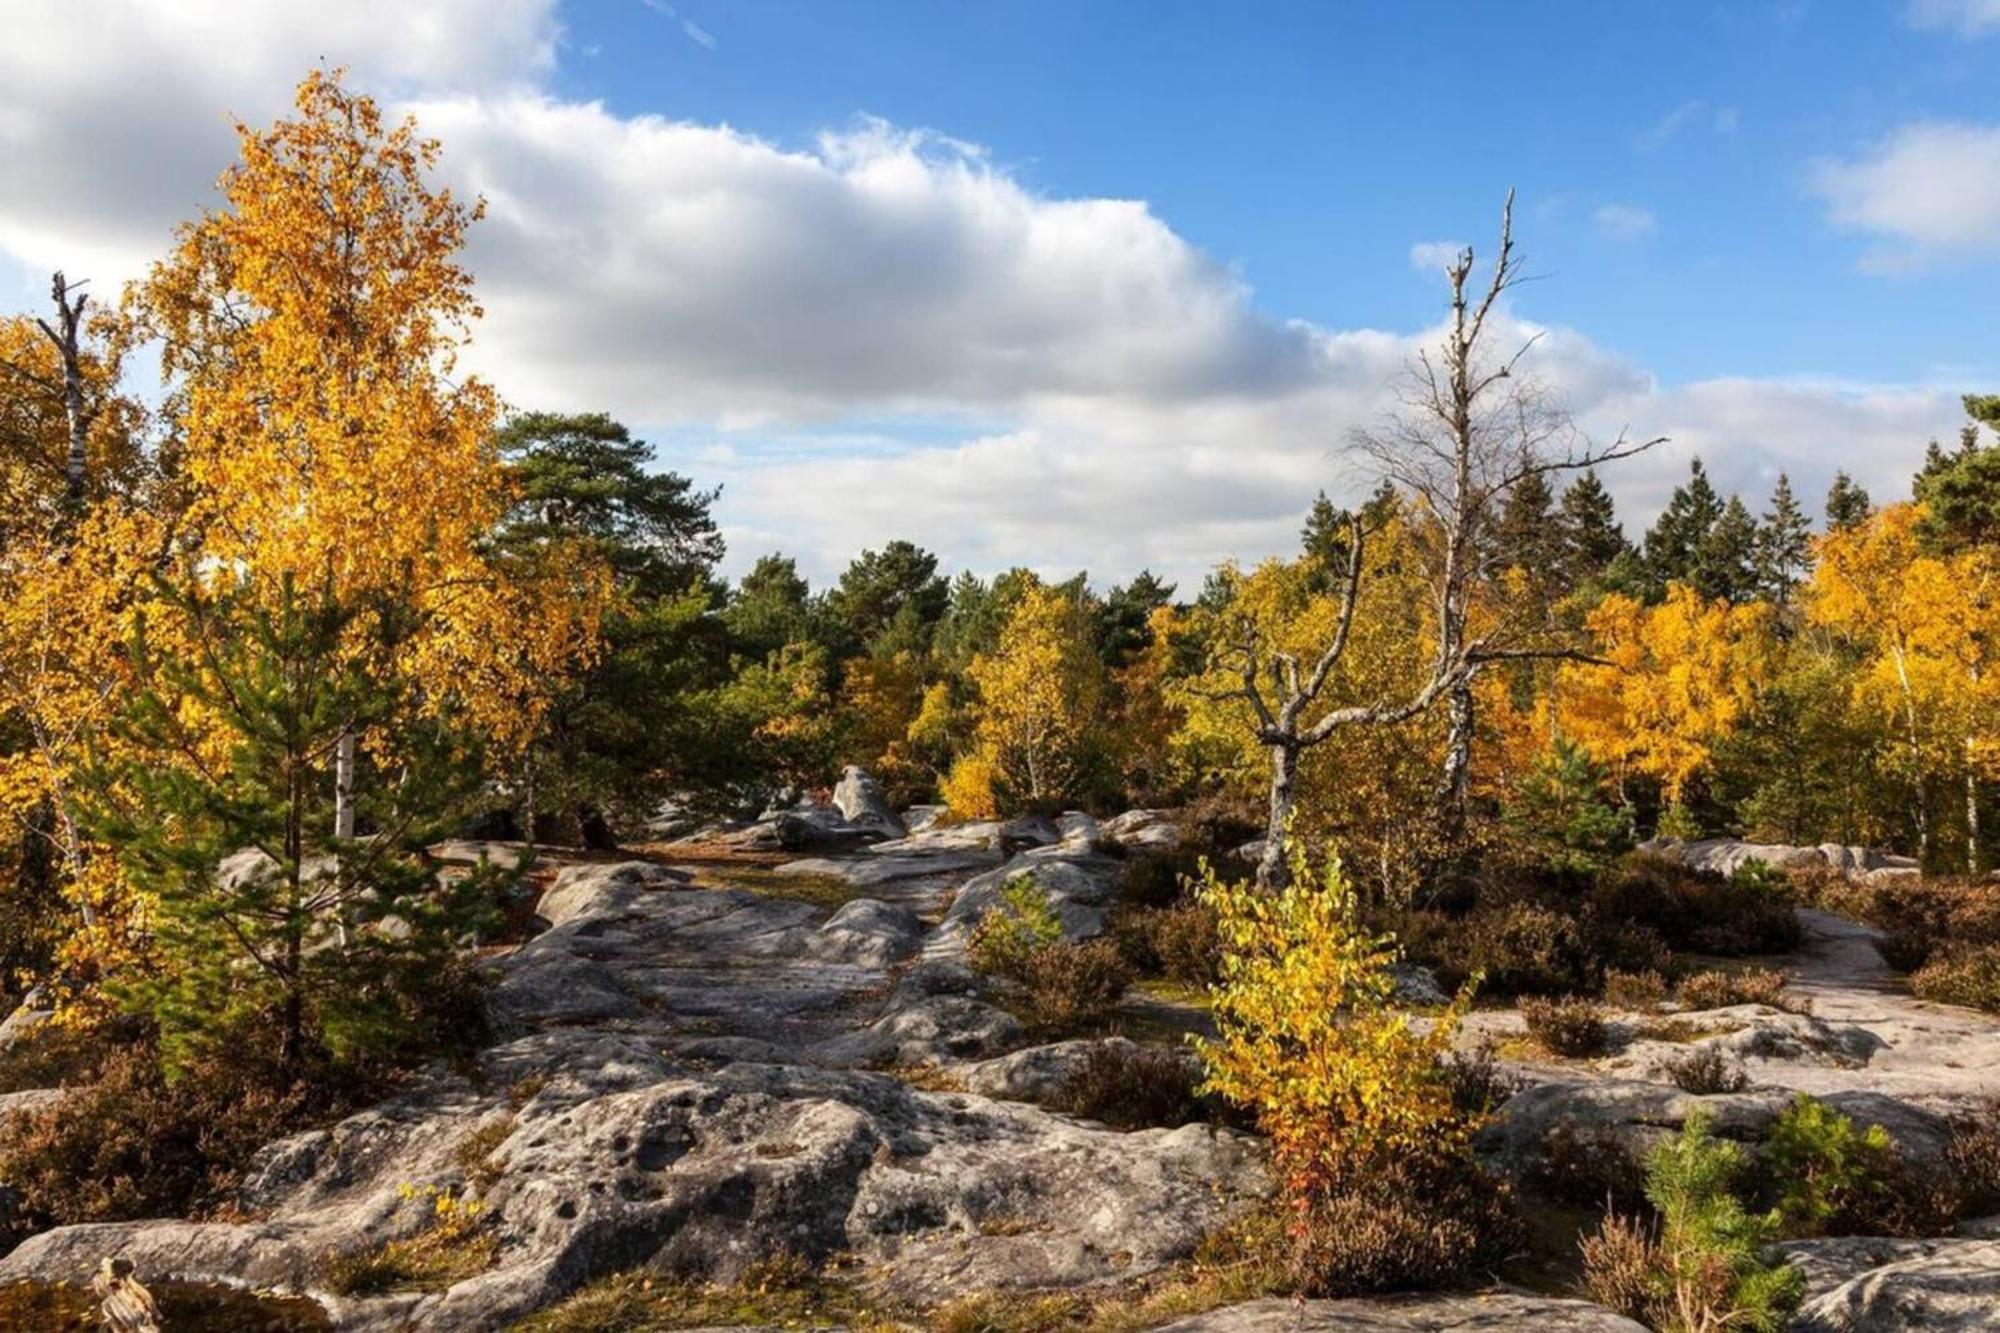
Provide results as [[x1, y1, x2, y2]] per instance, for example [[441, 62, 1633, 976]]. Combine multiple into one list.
[[3, 73, 1999, 1051]]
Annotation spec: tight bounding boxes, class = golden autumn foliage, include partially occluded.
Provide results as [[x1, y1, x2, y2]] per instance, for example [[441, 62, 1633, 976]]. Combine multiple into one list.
[[0, 312, 148, 548], [944, 579, 1107, 814], [0, 71, 606, 1010], [1170, 515, 1448, 898], [1195, 846, 1510, 1290], [131, 69, 605, 748], [1560, 582, 1778, 803], [1808, 502, 2000, 864], [1196, 846, 1477, 1165]]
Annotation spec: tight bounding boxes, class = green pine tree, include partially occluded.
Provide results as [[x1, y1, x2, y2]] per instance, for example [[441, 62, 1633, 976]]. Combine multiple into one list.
[[1696, 495, 1761, 604], [1643, 458, 1725, 594], [1824, 470, 1873, 532], [1755, 473, 1813, 605], [82, 573, 502, 1074], [1097, 570, 1175, 667], [1915, 404, 2000, 550], [1558, 469, 1629, 587]]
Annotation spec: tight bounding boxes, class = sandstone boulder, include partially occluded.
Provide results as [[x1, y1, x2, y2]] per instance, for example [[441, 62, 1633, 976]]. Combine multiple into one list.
[[832, 765, 907, 840]]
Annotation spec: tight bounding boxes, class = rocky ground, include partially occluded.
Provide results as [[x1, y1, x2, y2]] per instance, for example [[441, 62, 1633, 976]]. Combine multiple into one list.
[[0, 788, 1994, 1330]]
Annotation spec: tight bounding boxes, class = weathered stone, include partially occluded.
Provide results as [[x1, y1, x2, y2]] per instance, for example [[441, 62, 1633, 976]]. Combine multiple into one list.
[[1101, 808, 1182, 852], [832, 766, 907, 840], [1154, 1292, 1648, 1331], [932, 851, 1122, 955], [1641, 837, 1919, 883], [996, 814, 1060, 856], [1479, 1078, 1957, 1178], [902, 805, 947, 835], [1788, 1237, 2000, 1330], [805, 899, 925, 968]]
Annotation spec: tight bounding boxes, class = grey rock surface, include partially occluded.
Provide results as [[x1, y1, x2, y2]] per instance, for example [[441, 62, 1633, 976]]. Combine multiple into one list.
[[0, 852, 1265, 1331], [1155, 1293, 1648, 1331], [832, 765, 907, 840], [1788, 1237, 2000, 1330]]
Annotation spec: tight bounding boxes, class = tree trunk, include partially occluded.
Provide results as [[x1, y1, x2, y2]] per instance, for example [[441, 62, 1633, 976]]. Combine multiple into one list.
[[1968, 737, 1982, 874], [33, 272, 91, 512], [1258, 741, 1299, 891], [1438, 678, 1475, 847], [334, 729, 356, 840]]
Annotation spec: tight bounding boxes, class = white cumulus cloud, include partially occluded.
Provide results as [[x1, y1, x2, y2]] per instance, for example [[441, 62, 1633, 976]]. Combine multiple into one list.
[[1812, 121, 2000, 267]]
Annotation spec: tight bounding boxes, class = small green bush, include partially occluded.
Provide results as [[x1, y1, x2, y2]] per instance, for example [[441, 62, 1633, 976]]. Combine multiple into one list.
[[1519, 995, 1606, 1057], [1757, 1095, 1894, 1237], [1581, 1110, 1803, 1332], [967, 875, 1065, 977]]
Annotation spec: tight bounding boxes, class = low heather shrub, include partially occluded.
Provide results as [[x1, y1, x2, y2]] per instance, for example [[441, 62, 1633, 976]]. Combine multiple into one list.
[[1519, 995, 1607, 1057], [1665, 1045, 1749, 1095], [1047, 1042, 1206, 1130]]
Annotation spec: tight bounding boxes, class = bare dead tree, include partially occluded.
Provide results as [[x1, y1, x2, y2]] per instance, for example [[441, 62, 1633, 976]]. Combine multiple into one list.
[[1216, 192, 1661, 891], [34, 271, 99, 512]]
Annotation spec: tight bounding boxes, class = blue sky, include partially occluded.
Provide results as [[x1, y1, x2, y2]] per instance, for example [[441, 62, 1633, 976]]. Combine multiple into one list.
[[3, 1, 1998, 584], [554, 0, 1998, 387]]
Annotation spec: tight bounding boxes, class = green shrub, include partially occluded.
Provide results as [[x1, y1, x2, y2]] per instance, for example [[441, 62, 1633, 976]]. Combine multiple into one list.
[[1519, 995, 1606, 1057], [1757, 1095, 1894, 1237], [1047, 1042, 1207, 1130], [967, 875, 1065, 978], [1505, 740, 1635, 874], [1910, 944, 2000, 1012], [1581, 1110, 1803, 1332]]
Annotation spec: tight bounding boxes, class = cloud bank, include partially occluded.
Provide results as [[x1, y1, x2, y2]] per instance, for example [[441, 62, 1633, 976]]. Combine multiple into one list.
[[0, 0, 1970, 585]]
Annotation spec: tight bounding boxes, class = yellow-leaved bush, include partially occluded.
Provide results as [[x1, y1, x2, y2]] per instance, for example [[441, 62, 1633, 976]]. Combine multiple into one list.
[[1195, 844, 1516, 1292]]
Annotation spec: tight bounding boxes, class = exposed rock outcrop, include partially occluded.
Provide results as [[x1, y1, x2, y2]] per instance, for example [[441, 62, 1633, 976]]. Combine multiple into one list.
[[1641, 837, 1919, 884]]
